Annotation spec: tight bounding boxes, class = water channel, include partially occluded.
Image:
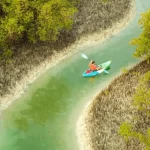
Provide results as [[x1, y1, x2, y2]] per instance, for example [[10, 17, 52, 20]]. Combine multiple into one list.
[[0, 1, 150, 150]]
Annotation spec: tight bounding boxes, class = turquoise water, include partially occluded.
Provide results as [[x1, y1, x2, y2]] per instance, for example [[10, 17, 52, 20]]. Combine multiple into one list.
[[1, 1, 150, 150]]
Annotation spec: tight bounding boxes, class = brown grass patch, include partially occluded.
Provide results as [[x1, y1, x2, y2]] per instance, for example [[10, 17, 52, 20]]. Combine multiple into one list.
[[79, 59, 150, 150]]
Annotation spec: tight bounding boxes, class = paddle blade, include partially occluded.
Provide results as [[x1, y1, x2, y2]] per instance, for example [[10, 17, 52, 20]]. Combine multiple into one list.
[[103, 70, 109, 74], [81, 54, 89, 59]]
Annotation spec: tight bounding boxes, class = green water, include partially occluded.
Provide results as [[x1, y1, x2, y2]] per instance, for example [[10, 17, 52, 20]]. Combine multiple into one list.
[[1, 1, 150, 150]]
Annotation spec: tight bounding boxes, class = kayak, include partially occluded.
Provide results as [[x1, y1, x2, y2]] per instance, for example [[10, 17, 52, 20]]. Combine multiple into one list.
[[82, 60, 112, 77]]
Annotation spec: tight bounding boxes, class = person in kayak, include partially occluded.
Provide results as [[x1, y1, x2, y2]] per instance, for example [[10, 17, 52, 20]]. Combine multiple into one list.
[[89, 60, 102, 71]]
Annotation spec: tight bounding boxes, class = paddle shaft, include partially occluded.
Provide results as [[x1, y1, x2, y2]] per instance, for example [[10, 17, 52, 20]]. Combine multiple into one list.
[[81, 53, 109, 73]]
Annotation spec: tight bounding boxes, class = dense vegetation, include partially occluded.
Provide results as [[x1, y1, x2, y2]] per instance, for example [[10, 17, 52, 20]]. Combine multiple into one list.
[[0, 0, 78, 50], [119, 8, 150, 150], [130, 9, 150, 58]]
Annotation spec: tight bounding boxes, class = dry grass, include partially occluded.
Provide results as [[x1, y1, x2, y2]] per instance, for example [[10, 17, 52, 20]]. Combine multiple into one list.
[[78, 60, 150, 150]]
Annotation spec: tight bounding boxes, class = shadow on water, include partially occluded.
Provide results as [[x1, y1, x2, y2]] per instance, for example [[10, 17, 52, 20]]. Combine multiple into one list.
[[85, 67, 111, 83]]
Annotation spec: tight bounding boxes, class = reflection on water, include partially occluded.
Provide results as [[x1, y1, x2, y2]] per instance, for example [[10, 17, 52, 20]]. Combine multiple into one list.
[[88, 67, 111, 83], [12, 77, 71, 131], [1, 76, 72, 150]]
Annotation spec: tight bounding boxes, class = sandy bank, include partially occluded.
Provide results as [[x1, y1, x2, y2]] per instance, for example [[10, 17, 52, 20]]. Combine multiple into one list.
[[0, 0, 135, 114]]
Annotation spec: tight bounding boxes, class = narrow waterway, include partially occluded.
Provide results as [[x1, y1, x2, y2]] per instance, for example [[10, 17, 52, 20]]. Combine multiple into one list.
[[0, 1, 150, 150]]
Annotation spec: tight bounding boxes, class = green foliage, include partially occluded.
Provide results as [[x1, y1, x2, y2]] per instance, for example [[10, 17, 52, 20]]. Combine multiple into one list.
[[0, 0, 77, 45], [133, 71, 150, 113], [104, 89, 109, 95], [0, 49, 13, 64], [0, 0, 33, 43], [122, 67, 128, 74], [130, 9, 150, 58], [101, 0, 108, 3], [37, 0, 77, 41], [0, 0, 78, 63], [119, 122, 133, 141], [132, 71, 141, 77], [119, 122, 150, 149]]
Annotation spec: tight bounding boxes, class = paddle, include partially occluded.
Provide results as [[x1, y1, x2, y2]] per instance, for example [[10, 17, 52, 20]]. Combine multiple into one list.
[[81, 54, 109, 74]]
